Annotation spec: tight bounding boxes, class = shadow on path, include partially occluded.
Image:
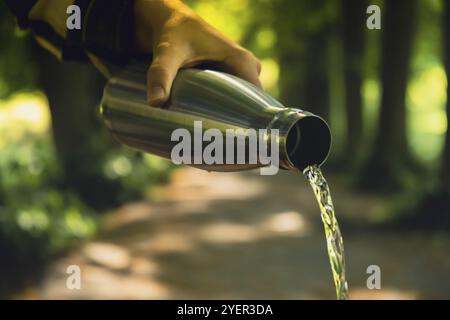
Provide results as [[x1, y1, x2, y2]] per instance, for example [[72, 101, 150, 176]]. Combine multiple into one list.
[[33, 168, 450, 299]]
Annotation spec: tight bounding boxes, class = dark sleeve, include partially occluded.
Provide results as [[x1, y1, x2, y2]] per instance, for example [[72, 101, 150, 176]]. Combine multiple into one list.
[[66, 0, 136, 63], [4, 0, 69, 58], [3, 0, 38, 28], [4, 0, 136, 64]]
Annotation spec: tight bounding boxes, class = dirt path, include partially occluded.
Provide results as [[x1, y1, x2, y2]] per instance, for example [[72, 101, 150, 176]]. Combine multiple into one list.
[[32, 168, 450, 299]]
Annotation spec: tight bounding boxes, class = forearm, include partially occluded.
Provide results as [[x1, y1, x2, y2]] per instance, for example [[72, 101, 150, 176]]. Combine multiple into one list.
[[29, 0, 167, 53], [26, 0, 163, 53], [5, 0, 261, 104], [133, 0, 194, 53], [6, 0, 138, 64], [28, 0, 173, 57]]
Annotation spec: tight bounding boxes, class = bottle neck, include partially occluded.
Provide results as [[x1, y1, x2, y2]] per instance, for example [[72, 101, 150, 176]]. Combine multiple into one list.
[[268, 108, 331, 171]]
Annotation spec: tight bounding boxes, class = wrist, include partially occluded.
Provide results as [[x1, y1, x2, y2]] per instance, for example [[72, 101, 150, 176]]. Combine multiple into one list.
[[134, 0, 169, 53], [134, 0, 196, 53]]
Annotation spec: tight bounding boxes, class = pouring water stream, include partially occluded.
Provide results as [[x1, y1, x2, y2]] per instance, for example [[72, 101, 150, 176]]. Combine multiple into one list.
[[303, 165, 349, 300]]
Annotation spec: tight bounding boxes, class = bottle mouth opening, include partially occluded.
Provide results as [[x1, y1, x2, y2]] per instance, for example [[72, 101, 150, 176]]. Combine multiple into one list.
[[285, 115, 331, 170]]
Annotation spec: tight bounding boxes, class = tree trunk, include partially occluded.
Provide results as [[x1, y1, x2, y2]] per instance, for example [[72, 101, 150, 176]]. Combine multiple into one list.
[[31, 42, 121, 209], [359, 0, 417, 190], [442, 0, 450, 194], [342, 0, 366, 156], [302, 29, 331, 121], [387, 1, 450, 230], [274, 0, 332, 122], [375, 0, 416, 164]]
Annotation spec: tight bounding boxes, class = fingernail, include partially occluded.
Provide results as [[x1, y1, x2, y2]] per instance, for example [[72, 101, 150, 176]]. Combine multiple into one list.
[[149, 85, 165, 103]]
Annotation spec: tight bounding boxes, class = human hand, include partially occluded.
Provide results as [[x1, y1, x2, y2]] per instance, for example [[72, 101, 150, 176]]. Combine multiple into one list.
[[134, 0, 262, 107]]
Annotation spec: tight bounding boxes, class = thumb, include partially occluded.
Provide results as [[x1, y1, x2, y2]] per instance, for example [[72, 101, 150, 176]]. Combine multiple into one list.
[[147, 43, 185, 107]]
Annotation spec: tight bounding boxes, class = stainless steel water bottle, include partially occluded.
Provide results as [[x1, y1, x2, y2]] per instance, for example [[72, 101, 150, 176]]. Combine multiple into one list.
[[101, 61, 331, 171]]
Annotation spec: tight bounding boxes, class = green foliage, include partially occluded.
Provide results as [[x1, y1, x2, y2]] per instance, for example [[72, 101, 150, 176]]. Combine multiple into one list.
[[0, 4, 37, 98], [0, 109, 175, 246], [0, 134, 96, 245], [0, 129, 95, 295], [0, 92, 174, 296]]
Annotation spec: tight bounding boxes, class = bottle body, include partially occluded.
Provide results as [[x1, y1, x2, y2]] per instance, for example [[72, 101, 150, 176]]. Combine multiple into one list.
[[101, 62, 331, 172]]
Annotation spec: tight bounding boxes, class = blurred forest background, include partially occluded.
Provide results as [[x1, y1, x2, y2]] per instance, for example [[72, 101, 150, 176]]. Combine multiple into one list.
[[0, 0, 449, 299]]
